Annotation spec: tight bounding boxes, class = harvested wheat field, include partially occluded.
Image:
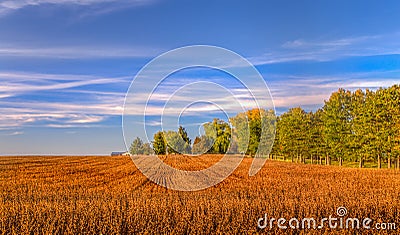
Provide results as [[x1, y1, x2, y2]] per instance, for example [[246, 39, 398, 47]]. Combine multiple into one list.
[[0, 155, 399, 234]]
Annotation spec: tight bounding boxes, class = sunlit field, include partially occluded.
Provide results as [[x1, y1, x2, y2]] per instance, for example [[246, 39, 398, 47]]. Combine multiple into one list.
[[0, 155, 399, 234]]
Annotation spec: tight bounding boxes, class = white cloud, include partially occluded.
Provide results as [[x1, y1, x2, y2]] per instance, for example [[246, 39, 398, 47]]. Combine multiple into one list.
[[267, 72, 400, 109], [144, 120, 162, 126], [249, 33, 400, 65], [273, 94, 329, 107], [0, 45, 161, 59], [0, 110, 112, 129], [0, 0, 155, 16], [1, 131, 24, 136], [281, 35, 380, 49], [68, 115, 106, 124], [0, 70, 128, 129], [1, 0, 116, 9], [0, 71, 130, 98]]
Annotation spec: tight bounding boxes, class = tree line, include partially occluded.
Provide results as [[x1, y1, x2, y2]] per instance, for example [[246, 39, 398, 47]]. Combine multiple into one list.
[[272, 85, 400, 168], [130, 85, 400, 169], [130, 109, 276, 156]]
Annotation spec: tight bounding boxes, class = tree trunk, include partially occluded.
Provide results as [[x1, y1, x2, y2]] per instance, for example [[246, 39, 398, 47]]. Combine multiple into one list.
[[319, 156, 322, 165], [397, 156, 400, 170], [388, 156, 391, 169], [339, 157, 343, 167], [291, 155, 294, 163], [359, 156, 363, 168], [326, 155, 330, 165], [311, 155, 314, 164], [378, 154, 381, 169]]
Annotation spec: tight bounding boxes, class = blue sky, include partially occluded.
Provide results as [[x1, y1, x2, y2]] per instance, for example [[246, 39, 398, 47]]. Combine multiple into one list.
[[1, 0, 400, 155]]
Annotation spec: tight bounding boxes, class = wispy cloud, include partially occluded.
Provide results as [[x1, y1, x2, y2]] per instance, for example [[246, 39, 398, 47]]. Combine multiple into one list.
[[0, 71, 130, 98], [0, 0, 157, 16], [1, 131, 24, 136], [0, 70, 127, 129], [0, 45, 161, 59], [281, 35, 380, 49], [0, 106, 117, 130], [249, 33, 400, 65], [267, 71, 400, 109]]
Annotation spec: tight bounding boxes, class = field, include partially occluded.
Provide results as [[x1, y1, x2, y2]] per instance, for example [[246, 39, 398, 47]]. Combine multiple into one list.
[[0, 155, 399, 234]]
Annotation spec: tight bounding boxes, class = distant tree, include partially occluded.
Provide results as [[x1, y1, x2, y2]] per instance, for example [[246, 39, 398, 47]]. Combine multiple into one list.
[[164, 130, 188, 154], [322, 89, 353, 166], [227, 137, 239, 154], [142, 143, 153, 155], [130, 137, 144, 155], [153, 131, 166, 155], [309, 109, 326, 164], [203, 118, 231, 154], [257, 109, 276, 157], [247, 109, 262, 156], [192, 136, 201, 154], [279, 107, 309, 163], [388, 85, 400, 169], [192, 135, 214, 154], [350, 89, 367, 167], [178, 126, 192, 154], [229, 112, 249, 154], [230, 108, 276, 156], [270, 116, 282, 159], [372, 87, 397, 168]]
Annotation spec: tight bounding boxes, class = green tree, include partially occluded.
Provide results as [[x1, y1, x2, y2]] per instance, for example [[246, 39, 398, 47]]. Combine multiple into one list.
[[153, 131, 166, 155], [350, 89, 368, 167], [178, 126, 192, 154], [203, 118, 231, 154], [308, 109, 326, 164], [192, 135, 214, 154], [351, 86, 400, 168], [142, 143, 153, 155], [230, 108, 276, 156], [164, 130, 189, 154], [278, 107, 309, 163], [373, 87, 397, 168], [322, 89, 353, 166], [130, 137, 144, 155], [256, 109, 276, 157], [229, 112, 249, 154], [387, 85, 400, 169]]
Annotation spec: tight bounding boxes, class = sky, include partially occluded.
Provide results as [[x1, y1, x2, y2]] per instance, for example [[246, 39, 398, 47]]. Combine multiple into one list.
[[1, 0, 400, 155]]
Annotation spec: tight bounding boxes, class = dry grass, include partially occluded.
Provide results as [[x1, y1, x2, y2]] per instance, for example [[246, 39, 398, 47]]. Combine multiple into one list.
[[0, 155, 399, 234]]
